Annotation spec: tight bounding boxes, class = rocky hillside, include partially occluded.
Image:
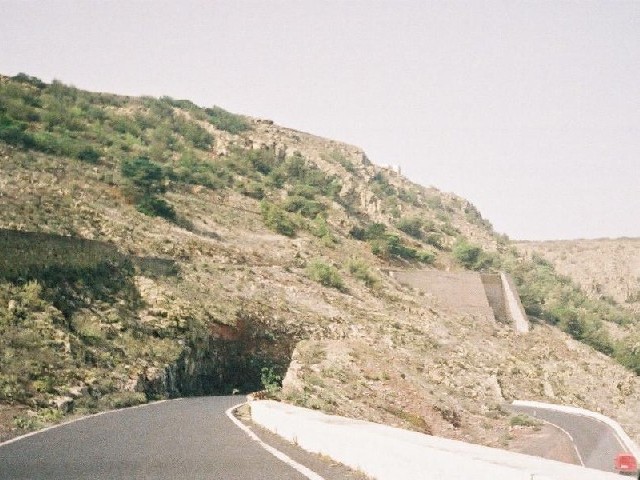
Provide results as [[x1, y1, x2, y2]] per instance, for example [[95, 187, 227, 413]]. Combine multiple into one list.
[[1, 73, 639, 451]]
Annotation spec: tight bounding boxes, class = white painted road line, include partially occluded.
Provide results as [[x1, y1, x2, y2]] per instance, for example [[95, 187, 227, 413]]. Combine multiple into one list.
[[512, 400, 640, 458], [226, 402, 326, 480], [0, 399, 170, 448]]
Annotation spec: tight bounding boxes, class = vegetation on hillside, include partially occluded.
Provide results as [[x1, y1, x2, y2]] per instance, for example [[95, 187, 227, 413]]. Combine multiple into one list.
[[450, 237, 640, 373]]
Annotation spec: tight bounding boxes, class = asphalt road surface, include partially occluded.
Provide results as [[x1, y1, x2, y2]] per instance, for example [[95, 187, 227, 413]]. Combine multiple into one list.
[[0, 396, 313, 480], [509, 404, 626, 474]]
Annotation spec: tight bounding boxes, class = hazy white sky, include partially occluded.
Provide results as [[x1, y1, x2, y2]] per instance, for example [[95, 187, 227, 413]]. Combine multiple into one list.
[[1, 0, 638, 240]]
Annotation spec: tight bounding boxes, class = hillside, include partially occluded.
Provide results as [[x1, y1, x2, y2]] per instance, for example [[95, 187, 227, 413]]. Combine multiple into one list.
[[516, 238, 640, 313], [1, 73, 639, 451]]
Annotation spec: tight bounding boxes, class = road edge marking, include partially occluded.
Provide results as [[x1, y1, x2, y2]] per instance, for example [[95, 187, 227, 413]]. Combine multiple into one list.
[[0, 399, 171, 448], [537, 417, 585, 466], [513, 400, 640, 458], [226, 402, 326, 480]]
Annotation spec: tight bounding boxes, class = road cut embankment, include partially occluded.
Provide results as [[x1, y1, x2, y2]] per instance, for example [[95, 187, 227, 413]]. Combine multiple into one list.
[[250, 400, 622, 480]]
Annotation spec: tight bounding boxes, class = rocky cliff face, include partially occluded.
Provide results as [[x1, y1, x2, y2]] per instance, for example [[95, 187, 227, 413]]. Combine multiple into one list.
[[0, 75, 638, 450]]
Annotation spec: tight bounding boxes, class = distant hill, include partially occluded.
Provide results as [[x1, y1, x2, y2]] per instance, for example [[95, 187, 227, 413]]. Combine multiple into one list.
[[1, 73, 638, 450], [515, 238, 640, 313]]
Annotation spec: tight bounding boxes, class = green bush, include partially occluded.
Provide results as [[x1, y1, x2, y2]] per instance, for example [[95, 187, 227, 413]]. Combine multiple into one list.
[[171, 153, 231, 190], [324, 150, 356, 173], [239, 180, 265, 199], [416, 250, 436, 264], [510, 414, 540, 428], [268, 153, 341, 198], [616, 335, 640, 375], [370, 234, 433, 263], [121, 157, 175, 220], [99, 391, 147, 409], [172, 116, 214, 150], [347, 258, 378, 287], [260, 201, 296, 237], [307, 260, 345, 291], [11, 73, 46, 89], [13, 415, 41, 431], [396, 217, 423, 239], [425, 232, 445, 250], [452, 239, 495, 271], [136, 196, 176, 219], [204, 106, 250, 134], [370, 171, 395, 197], [283, 196, 327, 218], [308, 215, 337, 246], [0, 113, 35, 148], [260, 367, 282, 397], [350, 222, 387, 241], [245, 149, 280, 175], [77, 146, 101, 163]]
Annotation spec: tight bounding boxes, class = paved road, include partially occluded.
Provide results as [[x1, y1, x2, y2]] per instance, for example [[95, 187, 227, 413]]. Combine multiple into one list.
[[0, 396, 312, 480], [509, 404, 625, 474]]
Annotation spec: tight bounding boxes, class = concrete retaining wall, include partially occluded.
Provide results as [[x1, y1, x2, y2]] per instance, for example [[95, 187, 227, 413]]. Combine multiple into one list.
[[501, 273, 529, 333], [481, 274, 508, 323], [390, 270, 529, 333], [390, 270, 496, 322]]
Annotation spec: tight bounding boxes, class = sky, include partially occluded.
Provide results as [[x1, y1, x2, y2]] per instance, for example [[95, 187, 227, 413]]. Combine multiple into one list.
[[0, 0, 638, 241]]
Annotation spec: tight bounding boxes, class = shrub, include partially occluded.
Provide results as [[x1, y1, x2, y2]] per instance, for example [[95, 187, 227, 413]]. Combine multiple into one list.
[[307, 260, 345, 291], [11, 73, 46, 89], [77, 146, 101, 163], [283, 196, 326, 218], [510, 414, 540, 428], [136, 196, 176, 220], [464, 203, 493, 230], [324, 150, 356, 173], [171, 153, 231, 190], [370, 171, 395, 197], [121, 157, 175, 220], [239, 180, 265, 199], [268, 153, 341, 198], [204, 106, 250, 134], [396, 217, 423, 239], [452, 239, 495, 271], [0, 113, 35, 148], [245, 149, 280, 175], [347, 258, 378, 287], [309, 216, 337, 246], [398, 187, 420, 206], [425, 232, 445, 250], [416, 250, 436, 264], [616, 336, 640, 375], [13, 415, 41, 431], [260, 201, 296, 237], [172, 116, 214, 150], [350, 222, 387, 241], [260, 367, 282, 397], [99, 391, 147, 409]]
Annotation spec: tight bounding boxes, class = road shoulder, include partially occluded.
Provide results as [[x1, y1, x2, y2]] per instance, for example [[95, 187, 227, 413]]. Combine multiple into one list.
[[234, 404, 370, 480]]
